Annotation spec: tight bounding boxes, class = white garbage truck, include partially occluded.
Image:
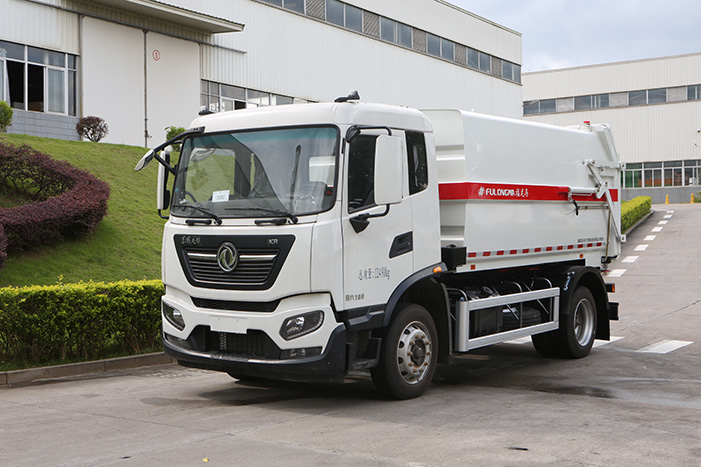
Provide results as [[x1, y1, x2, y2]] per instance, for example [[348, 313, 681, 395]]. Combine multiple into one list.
[[135, 93, 622, 399]]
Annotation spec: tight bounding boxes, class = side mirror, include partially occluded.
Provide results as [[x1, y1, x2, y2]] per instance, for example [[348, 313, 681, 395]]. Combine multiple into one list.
[[373, 135, 404, 206], [134, 149, 154, 171], [156, 150, 171, 211]]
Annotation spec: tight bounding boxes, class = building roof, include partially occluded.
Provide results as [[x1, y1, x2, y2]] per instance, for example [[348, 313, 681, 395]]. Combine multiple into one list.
[[89, 0, 244, 33]]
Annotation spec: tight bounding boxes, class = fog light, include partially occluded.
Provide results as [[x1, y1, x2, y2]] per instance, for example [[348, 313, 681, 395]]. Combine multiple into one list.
[[280, 347, 322, 359], [163, 301, 185, 330], [279, 310, 323, 340]]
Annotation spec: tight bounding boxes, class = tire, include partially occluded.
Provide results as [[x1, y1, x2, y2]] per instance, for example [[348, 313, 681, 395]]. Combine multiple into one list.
[[532, 287, 597, 358], [371, 304, 438, 400], [555, 286, 598, 358], [531, 331, 559, 357]]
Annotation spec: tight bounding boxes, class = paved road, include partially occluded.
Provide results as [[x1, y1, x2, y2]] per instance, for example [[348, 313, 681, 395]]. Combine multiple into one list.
[[2, 205, 700, 466]]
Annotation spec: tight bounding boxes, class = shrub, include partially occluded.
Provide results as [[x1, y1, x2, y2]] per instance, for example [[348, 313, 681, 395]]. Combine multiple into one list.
[[165, 125, 186, 141], [0, 101, 12, 133], [0, 280, 163, 366], [0, 142, 110, 258], [0, 224, 7, 269], [694, 192, 701, 203], [621, 196, 652, 233], [76, 116, 109, 142]]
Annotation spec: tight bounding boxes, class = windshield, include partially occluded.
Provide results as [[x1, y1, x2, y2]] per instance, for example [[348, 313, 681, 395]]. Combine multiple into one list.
[[171, 126, 339, 219]]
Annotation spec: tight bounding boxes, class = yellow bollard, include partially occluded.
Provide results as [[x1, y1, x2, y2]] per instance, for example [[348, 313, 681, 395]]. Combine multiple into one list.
[[665, 194, 669, 204]]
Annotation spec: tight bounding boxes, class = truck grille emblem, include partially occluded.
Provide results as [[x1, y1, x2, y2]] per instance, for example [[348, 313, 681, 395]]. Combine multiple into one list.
[[217, 242, 239, 272]]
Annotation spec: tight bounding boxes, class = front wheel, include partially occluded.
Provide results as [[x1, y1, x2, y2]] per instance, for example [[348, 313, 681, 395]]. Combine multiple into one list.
[[371, 304, 438, 400]]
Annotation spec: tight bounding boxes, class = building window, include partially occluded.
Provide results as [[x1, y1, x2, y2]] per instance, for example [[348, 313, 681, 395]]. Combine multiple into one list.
[[426, 33, 441, 57], [539, 99, 556, 114], [201, 80, 301, 113], [440, 38, 454, 61], [648, 88, 667, 104], [326, 0, 362, 32], [523, 100, 539, 115], [501, 61, 520, 82], [0, 40, 77, 116], [397, 23, 412, 48], [623, 160, 701, 188], [380, 17, 396, 42], [688, 84, 701, 100], [263, 0, 304, 14], [478, 51, 491, 73]]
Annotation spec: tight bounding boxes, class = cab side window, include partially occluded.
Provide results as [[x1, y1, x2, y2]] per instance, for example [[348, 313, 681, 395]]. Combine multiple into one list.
[[347, 134, 377, 212], [406, 131, 428, 195]]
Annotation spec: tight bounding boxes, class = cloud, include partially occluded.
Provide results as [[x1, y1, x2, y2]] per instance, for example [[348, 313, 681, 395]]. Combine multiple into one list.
[[450, 0, 701, 71]]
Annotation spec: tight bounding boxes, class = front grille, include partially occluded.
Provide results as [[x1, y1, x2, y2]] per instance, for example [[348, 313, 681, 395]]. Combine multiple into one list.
[[175, 234, 295, 291], [186, 248, 277, 285], [192, 297, 280, 312], [205, 330, 280, 359]]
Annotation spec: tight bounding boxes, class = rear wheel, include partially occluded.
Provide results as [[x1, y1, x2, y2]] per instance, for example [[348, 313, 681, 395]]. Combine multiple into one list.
[[371, 304, 438, 400], [532, 286, 597, 358]]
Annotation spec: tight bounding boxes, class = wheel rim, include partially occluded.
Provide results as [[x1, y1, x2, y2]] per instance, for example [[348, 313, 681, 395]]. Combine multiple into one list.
[[396, 320, 433, 385], [573, 298, 595, 347]]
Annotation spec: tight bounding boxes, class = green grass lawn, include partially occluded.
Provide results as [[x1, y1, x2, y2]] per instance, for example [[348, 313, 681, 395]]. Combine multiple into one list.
[[0, 134, 165, 287]]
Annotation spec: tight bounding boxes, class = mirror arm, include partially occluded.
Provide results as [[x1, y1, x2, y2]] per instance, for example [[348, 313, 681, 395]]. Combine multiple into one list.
[[349, 205, 390, 233]]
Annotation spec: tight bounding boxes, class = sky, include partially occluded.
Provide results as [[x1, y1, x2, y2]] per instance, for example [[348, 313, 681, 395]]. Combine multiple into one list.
[[448, 0, 701, 72]]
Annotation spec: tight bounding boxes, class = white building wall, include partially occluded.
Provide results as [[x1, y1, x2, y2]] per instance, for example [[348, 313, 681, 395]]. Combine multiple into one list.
[[81, 17, 145, 145], [524, 54, 701, 100], [519, 102, 701, 164], [145, 32, 200, 144], [522, 54, 701, 164], [0, 0, 79, 53], [179, 0, 523, 117]]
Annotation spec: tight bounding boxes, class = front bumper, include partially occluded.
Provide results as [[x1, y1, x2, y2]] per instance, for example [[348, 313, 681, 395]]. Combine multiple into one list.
[[163, 325, 348, 383]]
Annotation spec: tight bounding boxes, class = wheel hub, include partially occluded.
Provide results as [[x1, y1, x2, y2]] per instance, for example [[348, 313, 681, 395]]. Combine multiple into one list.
[[396, 321, 432, 385]]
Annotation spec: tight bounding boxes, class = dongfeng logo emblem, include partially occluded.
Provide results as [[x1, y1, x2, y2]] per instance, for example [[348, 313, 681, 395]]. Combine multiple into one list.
[[217, 242, 239, 272]]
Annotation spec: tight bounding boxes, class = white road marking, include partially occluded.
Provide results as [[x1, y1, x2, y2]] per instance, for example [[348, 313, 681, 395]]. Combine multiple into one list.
[[658, 220, 668, 225], [663, 215, 673, 219], [634, 244, 649, 251], [644, 235, 656, 241], [652, 227, 663, 232], [593, 336, 624, 348], [622, 256, 639, 263], [605, 269, 626, 277], [667, 210, 674, 213], [638, 340, 693, 354]]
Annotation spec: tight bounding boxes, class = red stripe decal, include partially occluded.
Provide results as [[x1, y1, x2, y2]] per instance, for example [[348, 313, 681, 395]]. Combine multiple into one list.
[[468, 252, 477, 258], [534, 248, 542, 252], [523, 249, 530, 254], [496, 251, 505, 256], [439, 182, 618, 202], [483, 251, 491, 257]]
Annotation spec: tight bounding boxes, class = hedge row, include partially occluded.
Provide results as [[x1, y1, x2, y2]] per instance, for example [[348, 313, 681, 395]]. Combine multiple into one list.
[[621, 196, 652, 233], [0, 142, 110, 261], [0, 280, 163, 366]]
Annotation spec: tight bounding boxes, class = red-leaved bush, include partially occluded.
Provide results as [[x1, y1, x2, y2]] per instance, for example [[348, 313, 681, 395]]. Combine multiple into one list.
[[0, 142, 110, 265], [0, 224, 7, 269]]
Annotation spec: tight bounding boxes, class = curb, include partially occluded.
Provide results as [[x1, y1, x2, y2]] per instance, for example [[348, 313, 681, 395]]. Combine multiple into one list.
[[0, 352, 176, 386]]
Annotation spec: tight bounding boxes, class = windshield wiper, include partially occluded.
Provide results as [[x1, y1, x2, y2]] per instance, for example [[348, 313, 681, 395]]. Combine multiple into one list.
[[176, 203, 222, 225], [225, 207, 298, 224]]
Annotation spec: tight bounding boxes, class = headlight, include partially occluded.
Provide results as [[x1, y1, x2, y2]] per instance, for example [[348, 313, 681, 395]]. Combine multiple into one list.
[[163, 301, 185, 330], [279, 310, 324, 340]]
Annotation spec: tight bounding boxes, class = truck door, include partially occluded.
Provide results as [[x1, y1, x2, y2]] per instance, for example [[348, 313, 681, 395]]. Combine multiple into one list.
[[341, 131, 414, 312]]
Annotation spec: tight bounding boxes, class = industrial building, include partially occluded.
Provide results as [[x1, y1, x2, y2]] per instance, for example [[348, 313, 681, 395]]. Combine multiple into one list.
[[0, 0, 523, 147], [522, 53, 701, 203]]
